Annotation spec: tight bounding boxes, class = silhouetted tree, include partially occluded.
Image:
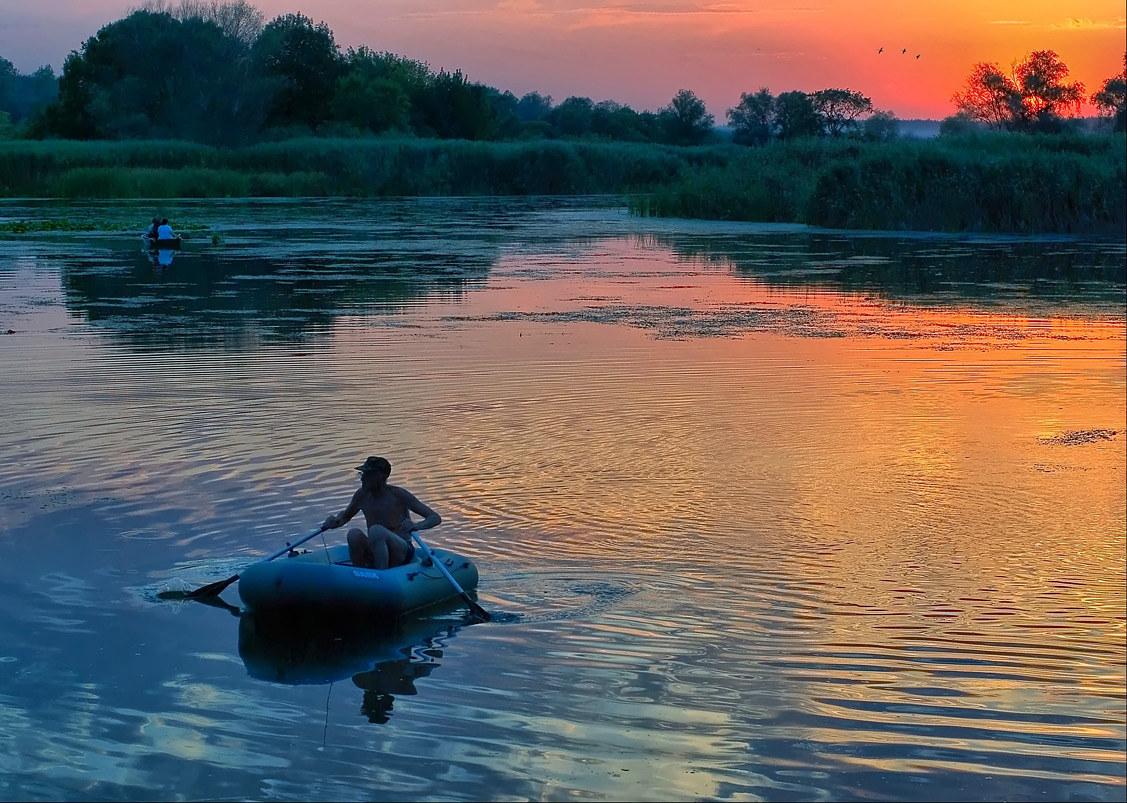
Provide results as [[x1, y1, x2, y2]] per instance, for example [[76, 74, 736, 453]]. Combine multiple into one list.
[[0, 58, 58, 124], [486, 88, 522, 138], [331, 72, 409, 134], [950, 62, 1013, 127], [252, 13, 342, 131], [938, 113, 985, 136], [177, 0, 263, 44], [661, 89, 714, 145], [591, 100, 650, 141], [773, 91, 821, 140], [1012, 50, 1084, 129], [139, 0, 264, 45], [727, 88, 774, 146], [810, 88, 872, 137], [36, 10, 267, 142], [1091, 54, 1126, 132], [862, 110, 899, 142], [414, 70, 498, 140], [548, 96, 594, 137], [952, 50, 1084, 132], [516, 91, 552, 122]]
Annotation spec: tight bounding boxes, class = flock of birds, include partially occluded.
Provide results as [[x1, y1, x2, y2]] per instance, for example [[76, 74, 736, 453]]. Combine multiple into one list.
[[878, 47, 920, 59]]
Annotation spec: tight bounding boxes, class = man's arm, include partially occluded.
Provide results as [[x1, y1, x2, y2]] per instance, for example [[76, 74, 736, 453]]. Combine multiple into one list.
[[395, 487, 441, 532], [323, 488, 363, 530]]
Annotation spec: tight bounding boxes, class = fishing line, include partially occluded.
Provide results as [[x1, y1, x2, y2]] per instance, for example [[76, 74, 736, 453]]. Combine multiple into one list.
[[322, 681, 333, 749]]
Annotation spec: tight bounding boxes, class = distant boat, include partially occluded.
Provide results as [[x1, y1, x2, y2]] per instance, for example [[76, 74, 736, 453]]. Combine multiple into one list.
[[142, 235, 181, 250]]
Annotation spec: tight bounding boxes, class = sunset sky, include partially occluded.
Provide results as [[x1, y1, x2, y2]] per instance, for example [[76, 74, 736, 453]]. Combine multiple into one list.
[[2, 0, 1123, 119]]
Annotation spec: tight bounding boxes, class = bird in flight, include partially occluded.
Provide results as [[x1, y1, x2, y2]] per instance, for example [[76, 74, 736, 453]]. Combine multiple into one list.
[[902, 48, 907, 54], [916, 54, 921, 59], [878, 47, 884, 53]]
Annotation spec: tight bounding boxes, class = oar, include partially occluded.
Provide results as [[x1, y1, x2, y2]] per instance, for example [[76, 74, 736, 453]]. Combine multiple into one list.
[[411, 531, 491, 622], [163, 525, 329, 601]]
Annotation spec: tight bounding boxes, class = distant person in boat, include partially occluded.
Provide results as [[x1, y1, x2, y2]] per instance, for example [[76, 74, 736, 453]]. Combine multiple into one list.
[[157, 218, 175, 240], [322, 456, 442, 570], [145, 217, 160, 239]]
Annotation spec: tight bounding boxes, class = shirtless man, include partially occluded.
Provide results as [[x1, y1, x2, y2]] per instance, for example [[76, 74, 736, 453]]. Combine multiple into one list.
[[322, 456, 441, 570]]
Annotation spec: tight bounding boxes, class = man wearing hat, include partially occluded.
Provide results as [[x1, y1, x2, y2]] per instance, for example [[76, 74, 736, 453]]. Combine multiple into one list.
[[322, 456, 442, 570]]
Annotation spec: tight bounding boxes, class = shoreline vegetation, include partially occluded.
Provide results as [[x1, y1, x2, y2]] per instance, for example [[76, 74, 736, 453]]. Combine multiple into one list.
[[1, 133, 1124, 235], [2, 4, 1124, 235]]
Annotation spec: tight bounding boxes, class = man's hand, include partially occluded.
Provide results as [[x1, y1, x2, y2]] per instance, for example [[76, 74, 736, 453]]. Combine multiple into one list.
[[322, 514, 341, 530]]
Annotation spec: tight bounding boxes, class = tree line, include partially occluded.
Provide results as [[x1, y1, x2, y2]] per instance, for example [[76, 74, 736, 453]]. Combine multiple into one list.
[[0, 1, 1123, 145], [951, 51, 1125, 133]]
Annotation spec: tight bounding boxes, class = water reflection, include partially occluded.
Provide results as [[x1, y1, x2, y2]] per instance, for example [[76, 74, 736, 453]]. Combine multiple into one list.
[[60, 245, 497, 349], [0, 198, 1123, 801], [143, 244, 178, 269], [663, 232, 1127, 309], [238, 609, 469, 725]]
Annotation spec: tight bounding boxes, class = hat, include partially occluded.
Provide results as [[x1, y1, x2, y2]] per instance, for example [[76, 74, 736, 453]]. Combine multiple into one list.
[[355, 456, 391, 474]]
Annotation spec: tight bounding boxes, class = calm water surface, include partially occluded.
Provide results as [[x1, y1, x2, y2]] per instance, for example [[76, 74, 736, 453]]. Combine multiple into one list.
[[0, 198, 1124, 801]]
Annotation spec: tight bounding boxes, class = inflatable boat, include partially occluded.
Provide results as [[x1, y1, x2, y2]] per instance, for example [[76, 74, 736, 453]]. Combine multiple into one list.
[[142, 235, 182, 250], [237, 543, 479, 618]]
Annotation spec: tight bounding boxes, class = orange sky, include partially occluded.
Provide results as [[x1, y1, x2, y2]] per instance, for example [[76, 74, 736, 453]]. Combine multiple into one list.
[[2, 1, 1124, 118]]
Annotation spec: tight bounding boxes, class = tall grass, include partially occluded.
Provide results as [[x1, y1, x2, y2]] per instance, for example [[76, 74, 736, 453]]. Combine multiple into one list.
[[631, 133, 1126, 235], [1, 134, 1122, 234], [0, 138, 725, 198]]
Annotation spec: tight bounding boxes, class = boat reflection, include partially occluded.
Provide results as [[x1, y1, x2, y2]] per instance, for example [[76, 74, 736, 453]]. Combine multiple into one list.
[[143, 244, 178, 268], [238, 607, 473, 724]]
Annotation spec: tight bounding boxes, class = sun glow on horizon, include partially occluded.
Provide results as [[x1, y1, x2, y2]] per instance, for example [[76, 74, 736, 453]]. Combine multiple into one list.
[[1, 0, 1123, 119]]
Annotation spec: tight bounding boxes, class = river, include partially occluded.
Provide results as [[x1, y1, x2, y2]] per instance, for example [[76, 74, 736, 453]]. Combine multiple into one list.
[[0, 198, 1123, 801]]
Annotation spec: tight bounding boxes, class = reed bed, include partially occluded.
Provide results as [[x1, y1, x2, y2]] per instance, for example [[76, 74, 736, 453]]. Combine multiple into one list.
[[1, 134, 1122, 234]]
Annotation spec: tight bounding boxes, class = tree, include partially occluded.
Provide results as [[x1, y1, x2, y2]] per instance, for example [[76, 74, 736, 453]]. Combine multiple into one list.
[[862, 110, 899, 142], [661, 89, 714, 145], [1091, 54, 1126, 132], [773, 91, 821, 140], [413, 70, 498, 140], [139, 0, 265, 44], [0, 58, 58, 123], [516, 92, 552, 122], [951, 62, 1013, 127], [810, 88, 872, 137], [252, 13, 342, 131], [939, 113, 984, 136], [952, 50, 1084, 131], [727, 88, 774, 146], [486, 88, 522, 139], [35, 10, 267, 142], [182, 1, 263, 44], [330, 73, 409, 134], [547, 96, 594, 137], [1013, 50, 1084, 127], [591, 100, 649, 141]]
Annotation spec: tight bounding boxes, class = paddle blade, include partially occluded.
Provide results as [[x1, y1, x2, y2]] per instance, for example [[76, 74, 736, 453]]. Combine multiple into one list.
[[182, 573, 240, 600], [466, 597, 491, 622]]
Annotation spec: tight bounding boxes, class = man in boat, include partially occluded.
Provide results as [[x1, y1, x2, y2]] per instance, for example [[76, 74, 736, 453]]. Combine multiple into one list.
[[156, 218, 175, 239], [322, 456, 442, 570]]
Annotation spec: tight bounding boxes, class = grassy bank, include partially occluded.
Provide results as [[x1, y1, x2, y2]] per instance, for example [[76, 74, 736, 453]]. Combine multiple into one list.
[[1, 134, 1123, 234], [0, 138, 728, 198], [630, 133, 1127, 235]]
